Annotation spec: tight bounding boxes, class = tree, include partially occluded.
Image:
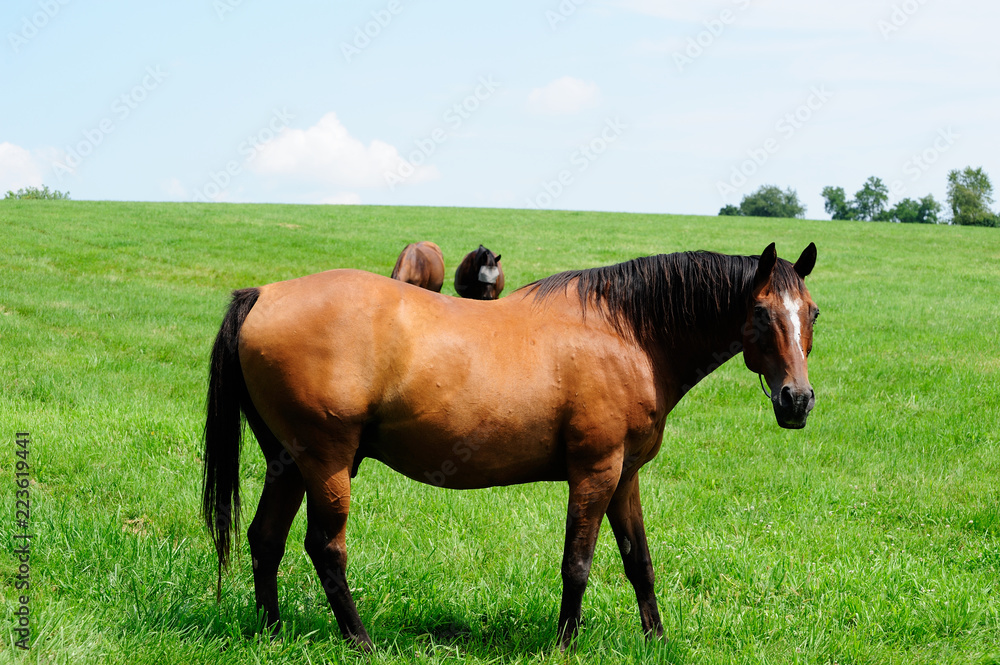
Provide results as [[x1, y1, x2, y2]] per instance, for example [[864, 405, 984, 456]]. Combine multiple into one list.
[[853, 176, 889, 221], [947, 167, 997, 227], [888, 194, 941, 224], [821, 186, 857, 220], [718, 204, 741, 216], [738, 185, 806, 219], [4, 185, 70, 200], [821, 177, 893, 221]]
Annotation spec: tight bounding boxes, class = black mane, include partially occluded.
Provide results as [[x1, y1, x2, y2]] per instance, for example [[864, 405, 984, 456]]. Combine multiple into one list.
[[524, 251, 802, 348], [474, 244, 499, 267]]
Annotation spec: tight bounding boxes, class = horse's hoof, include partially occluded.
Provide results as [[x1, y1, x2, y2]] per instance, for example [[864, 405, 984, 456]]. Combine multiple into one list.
[[349, 633, 374, 653], [558, 630, 579, 652]]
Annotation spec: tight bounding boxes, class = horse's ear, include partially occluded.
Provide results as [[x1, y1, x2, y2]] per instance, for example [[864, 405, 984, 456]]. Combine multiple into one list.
[[794, 242, 816, 279], [753, 243, 777, 292]]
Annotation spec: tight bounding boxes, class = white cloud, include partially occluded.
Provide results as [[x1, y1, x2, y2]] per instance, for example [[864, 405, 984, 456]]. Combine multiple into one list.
[[320, 192, 361, 205], [251, 112, 437, 188], [527, 77, 601, 115], [0, 142, 45, 192]]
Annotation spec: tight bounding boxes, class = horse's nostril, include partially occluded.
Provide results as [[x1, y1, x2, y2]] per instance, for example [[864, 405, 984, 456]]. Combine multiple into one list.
[[779, 385, 794, 409]]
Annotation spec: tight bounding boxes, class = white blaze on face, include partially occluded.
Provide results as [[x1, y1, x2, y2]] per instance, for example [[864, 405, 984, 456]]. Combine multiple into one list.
[[478, 265, 500, 284], [782, 291, 805, 360]]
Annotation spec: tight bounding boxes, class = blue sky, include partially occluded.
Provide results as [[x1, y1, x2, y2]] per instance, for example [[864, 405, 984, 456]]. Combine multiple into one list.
[[2, 0, 998, 218]]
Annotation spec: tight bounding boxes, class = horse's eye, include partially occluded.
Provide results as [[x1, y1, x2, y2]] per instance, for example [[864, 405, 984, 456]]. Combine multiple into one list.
[[753, 305, 771, 325]]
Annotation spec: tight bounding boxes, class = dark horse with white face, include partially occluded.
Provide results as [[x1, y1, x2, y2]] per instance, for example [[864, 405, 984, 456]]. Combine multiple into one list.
[[202, 242, 818, 650], [454, 244, 504, 300]]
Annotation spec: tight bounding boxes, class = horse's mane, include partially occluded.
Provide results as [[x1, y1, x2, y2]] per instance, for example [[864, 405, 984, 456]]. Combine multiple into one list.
[[524, 251, 802, 347]]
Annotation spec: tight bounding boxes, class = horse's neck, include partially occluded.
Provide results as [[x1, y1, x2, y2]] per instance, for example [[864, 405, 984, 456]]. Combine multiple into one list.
[[660, 296, 748, 398]]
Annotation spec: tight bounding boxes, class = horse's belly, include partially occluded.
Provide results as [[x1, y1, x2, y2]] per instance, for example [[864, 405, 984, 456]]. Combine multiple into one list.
[[368, 417, 566, 489]]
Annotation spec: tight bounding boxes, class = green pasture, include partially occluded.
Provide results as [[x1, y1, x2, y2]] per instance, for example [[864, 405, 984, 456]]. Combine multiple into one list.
[[1, 201, 998, 664]]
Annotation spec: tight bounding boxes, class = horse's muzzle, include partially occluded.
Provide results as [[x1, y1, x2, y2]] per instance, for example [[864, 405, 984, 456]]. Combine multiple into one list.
[[478, 265, 500, 285], [773, 384, 815, 429]]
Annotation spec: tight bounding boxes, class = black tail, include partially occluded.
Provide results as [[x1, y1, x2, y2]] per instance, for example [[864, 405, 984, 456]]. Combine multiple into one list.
[[202, 287, 259, 601]]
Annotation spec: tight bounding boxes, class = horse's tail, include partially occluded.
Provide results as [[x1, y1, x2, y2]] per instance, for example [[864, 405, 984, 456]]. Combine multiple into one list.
[[390, 243, 414, 280], [202, 287, 259, 602]]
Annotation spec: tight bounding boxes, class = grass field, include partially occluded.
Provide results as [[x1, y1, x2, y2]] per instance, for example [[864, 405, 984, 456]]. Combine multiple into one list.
[[1, 201, 999, 664]]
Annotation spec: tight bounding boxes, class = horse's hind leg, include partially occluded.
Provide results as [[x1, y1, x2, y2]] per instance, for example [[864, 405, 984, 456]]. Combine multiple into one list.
[[297, 433, 372, 650], [246, 417, 305, 630], [606, 472, 663, 638]]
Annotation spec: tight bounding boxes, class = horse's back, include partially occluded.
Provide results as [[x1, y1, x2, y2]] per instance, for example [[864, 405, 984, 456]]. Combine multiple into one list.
[[239, 271, 414, 426], [240, 268, 496, 417]]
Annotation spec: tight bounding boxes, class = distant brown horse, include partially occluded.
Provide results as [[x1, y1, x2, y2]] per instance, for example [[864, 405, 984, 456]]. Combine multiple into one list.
[[454, 244, 504, 299], [390, 241, 444, 292], [202, 242, 818, 650]]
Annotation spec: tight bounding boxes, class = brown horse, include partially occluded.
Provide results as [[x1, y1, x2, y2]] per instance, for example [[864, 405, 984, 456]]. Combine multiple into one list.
[[454, 244, 504, 299], [202, 242, 818, 650], [390, 241, 445, 292]]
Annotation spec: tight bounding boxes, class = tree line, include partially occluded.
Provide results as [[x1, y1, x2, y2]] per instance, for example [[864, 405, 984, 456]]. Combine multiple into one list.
[[4, 185, 70, 200], [720, 166, 998, 227]]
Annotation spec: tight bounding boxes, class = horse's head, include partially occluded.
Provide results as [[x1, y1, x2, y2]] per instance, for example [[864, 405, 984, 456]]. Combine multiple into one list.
[[455, 245, 505, 300], [742, 243, 818, 429], [473, 245, 504, 299]]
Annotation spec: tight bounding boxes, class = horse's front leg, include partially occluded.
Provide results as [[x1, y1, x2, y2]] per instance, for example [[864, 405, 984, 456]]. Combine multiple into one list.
[[557, 461, 622, 649], [606, 472, 663, 638]]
